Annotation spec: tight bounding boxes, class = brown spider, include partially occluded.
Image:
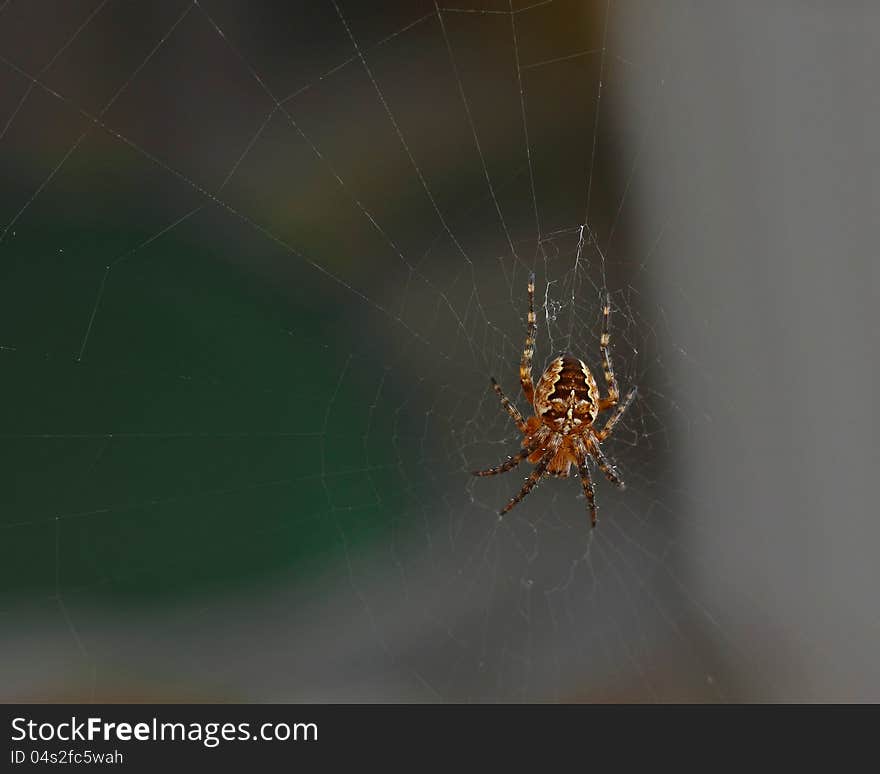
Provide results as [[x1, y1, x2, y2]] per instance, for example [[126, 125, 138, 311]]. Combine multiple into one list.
[[472, 273, 637, 527]]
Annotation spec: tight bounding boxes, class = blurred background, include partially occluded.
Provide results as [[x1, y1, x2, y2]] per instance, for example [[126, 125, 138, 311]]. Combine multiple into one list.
[[1, 0, 876, 702]]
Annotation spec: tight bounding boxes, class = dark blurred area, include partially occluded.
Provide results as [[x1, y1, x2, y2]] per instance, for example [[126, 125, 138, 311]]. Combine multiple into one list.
[[1, 0, 877, 702]]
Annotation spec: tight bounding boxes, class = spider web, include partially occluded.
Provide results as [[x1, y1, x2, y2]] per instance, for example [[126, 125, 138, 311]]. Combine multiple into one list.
[[3, 0, 874, 703]]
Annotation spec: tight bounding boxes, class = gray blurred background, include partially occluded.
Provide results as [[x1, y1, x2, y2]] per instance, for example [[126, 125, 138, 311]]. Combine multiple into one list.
[[1, 0, 877, 702]]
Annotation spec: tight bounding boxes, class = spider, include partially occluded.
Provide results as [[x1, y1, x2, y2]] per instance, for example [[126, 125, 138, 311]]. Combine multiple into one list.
[[472, 273, 637, 527]]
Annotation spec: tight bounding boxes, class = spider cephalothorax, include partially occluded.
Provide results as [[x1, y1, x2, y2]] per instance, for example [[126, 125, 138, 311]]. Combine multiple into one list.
[[472, 273, 637, 527]]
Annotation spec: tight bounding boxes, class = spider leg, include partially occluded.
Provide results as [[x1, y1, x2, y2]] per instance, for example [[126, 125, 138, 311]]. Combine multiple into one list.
[[596, 385, 637, 442], [572, 436, 599, 527], [472, 448, 530, 477], [577, 459, 599, 528], [519, 271, 537, 405], [499, 455, 550, 516], [597, 292, 620, 411], [589, 437, 625, 490], [490, 377, 527, 432]]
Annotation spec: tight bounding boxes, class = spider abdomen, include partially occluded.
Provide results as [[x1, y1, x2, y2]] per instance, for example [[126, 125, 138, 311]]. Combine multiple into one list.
[[534, 354, 599, 431]]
